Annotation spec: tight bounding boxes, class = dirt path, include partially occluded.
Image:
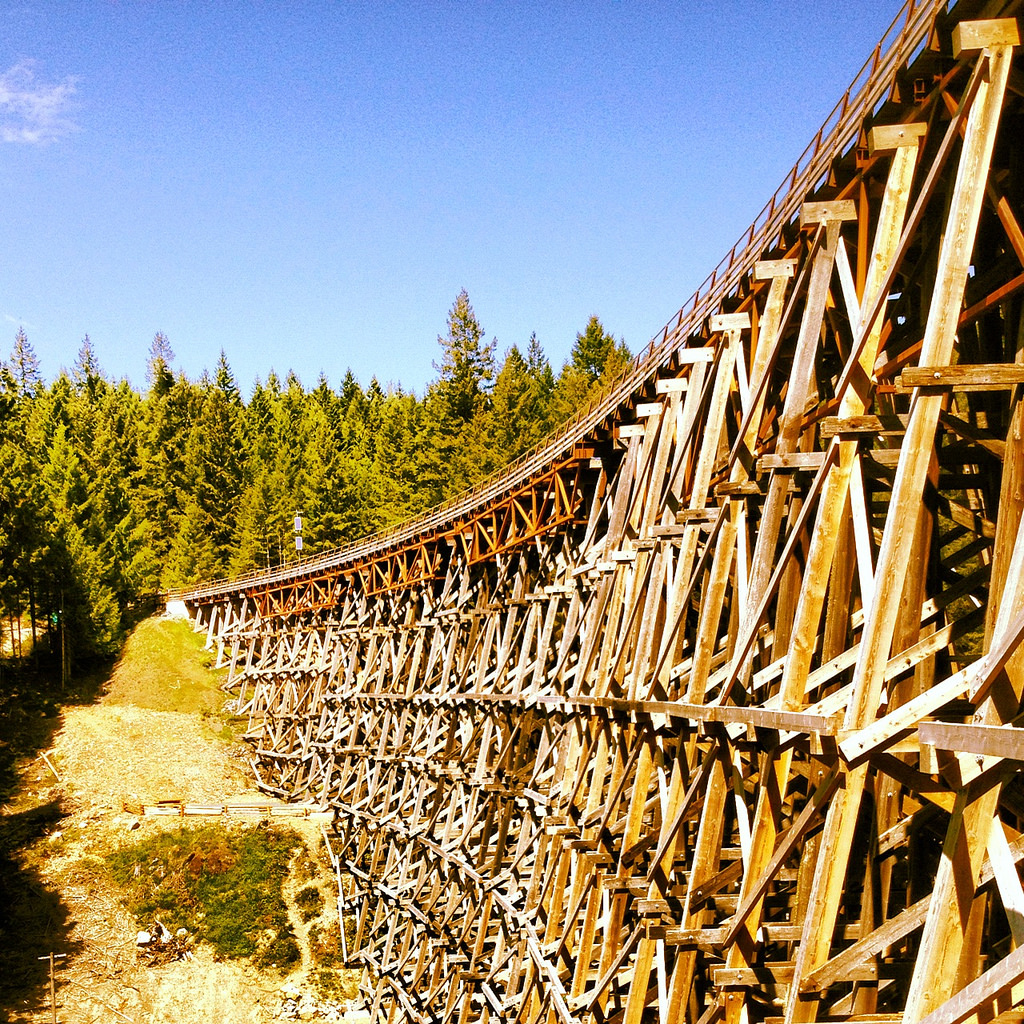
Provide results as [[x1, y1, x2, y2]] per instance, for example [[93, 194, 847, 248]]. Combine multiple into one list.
[[1, 613, 359, 1024]]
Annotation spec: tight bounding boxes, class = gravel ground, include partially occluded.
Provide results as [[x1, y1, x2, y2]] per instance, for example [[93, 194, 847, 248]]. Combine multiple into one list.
[[1, 615, 357, 1024]]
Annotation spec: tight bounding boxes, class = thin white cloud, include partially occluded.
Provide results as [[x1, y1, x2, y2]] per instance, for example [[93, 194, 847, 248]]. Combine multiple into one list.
[[4, 313, 38, 331], [0, 59, 78, 144]]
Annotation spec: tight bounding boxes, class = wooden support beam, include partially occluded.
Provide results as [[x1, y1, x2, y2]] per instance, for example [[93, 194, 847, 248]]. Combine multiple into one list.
[[177, 11, 1024, 1024], [897, 364, 1024, 391]]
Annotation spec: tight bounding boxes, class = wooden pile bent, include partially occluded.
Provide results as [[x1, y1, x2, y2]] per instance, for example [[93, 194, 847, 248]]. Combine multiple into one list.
[[182, 4, 1024, 1022]]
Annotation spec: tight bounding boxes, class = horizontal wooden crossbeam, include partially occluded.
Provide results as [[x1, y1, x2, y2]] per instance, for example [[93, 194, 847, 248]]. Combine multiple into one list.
[[180, 6, 1024, 1024]]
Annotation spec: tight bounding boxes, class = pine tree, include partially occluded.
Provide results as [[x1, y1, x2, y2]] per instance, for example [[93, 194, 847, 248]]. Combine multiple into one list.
[[312, 372, 343, 434], [8, 327, 42, 397], [185, 355, 246, 575], [87, 382, 159, 603], [415, 291, 499, 501], [526, 333, 554, 400], [298, 400, 349, 553], [164, 494, 221, 586], [0, 363, 47, 651], [571, 315, 616, 383], [371, 389, 422, 526], [146, 331, 175, 397], [551, 317, 630, 425], [231, 466, 289, 573], [598, 336, 632, 385], [489, 345, 544, 463], [38, 421, 122, 656], [434, 290, 495, 424], [277, 370, 308, 498], [214, 349, 242, 405], [339, 369, 361, 413]]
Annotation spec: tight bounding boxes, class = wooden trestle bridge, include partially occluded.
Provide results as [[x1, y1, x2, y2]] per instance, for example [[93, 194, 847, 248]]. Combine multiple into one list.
[[181, 2, 1024, 1021]]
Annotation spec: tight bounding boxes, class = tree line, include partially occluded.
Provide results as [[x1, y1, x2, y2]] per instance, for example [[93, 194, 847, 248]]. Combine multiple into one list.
[[0, 291, 630, 665]]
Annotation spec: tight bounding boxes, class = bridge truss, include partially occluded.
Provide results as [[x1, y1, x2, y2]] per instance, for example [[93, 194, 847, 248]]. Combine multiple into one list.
[[183, 3, 1024, 1022]]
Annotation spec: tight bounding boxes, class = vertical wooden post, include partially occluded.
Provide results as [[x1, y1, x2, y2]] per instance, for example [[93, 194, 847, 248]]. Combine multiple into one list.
[[786, 24, 1018, 1024], [37, 952, 65, 1024]]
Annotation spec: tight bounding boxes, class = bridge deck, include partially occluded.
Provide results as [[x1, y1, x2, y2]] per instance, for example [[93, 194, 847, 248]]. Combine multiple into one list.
[[183, 2, 1024, 1023]]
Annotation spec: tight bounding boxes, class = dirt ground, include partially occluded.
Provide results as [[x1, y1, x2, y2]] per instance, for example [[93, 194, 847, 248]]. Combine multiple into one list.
[[0, 612, 362, 1024]]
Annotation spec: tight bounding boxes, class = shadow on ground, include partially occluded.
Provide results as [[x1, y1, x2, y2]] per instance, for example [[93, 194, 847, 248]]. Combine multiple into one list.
[[0, 656, 110, 1022], [0, 802, 85, 1022]]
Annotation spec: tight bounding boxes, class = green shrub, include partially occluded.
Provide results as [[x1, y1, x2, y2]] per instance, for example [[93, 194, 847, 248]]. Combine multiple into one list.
[[308, 923, 357, 999], [312, 965, 359, 1000], [253, 927, 301, 971], [295, 884, 324, 922], [106, 822, 301, 968], [309, 922, 345, 969]]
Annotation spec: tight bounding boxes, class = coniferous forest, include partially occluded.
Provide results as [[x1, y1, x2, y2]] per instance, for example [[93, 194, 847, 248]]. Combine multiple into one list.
[[0, 291, 630, 667]]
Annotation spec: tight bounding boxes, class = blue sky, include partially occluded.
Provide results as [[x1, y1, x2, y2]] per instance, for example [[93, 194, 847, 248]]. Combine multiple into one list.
[[2, 1, 904, 396]]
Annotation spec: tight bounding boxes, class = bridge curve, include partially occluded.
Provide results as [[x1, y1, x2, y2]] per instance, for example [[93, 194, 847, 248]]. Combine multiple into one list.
[[182, 3, 1024, 1022]]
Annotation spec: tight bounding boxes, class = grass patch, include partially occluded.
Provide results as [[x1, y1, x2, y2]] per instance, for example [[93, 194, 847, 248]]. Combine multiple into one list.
[[101, 616, 244, 739], [106, 822, 302, 971], [309, 923, 357, 1000], [103, 616, 225, 713]]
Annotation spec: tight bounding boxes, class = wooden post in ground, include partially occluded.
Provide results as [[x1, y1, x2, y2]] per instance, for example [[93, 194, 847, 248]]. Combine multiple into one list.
[[38, 952, 66, 1024]]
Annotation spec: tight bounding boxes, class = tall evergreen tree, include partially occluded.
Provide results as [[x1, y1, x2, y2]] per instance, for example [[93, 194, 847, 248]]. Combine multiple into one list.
[[7, 327, 42, 397], [488, 344, 549, 463], [433, 289, 495, 424], [339, 369, 361, 413], [179, 354, 246, 577], [0, 347, 46, 649], [371, 389, 423, 525], [570, 315, 617, 382], [312, 372, 342, 434], [72, 335, 106, 405], [231, 466, 289, 573], [39, 421, 122, 656], [551, 316, 630, 425], [146, 331, 175, 397], [87, 382, 159, 604]]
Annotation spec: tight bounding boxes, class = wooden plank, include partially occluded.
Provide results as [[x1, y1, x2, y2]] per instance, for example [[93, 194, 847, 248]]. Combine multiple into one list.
[[917, 945, 1024, 1024], [801, 200, 858, 225], [869, 122, 928, 151], [711, 313, 752, 334], [758, 452, 827, 471], [674, 347, 716, 364], [918, 722, 1024, 761], [618, 424, 646, 438], [951, 18, 1021, 53], [637, 402, 664, 418], [819, 414, 907, 437], [897, 364, 1024, 391]]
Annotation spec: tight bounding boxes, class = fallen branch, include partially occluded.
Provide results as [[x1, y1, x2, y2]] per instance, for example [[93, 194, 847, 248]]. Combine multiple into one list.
[[38, 751, 62, 782]]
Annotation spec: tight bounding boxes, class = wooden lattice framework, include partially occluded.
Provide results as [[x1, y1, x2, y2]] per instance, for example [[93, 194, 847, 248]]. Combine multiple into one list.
[[182, 3, 1024, 1022]]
